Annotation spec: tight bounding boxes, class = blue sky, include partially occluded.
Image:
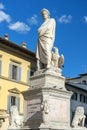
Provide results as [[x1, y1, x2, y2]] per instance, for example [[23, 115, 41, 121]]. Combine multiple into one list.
[[0, 0, 87, 78]]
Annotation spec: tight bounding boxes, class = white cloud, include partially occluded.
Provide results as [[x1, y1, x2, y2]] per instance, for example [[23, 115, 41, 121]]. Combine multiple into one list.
[[58, 15, 72, 24], [27, 14, 38, 25], [0, 10, 11, 23], [83, 16, 87, 23], [0, 3, 11, 23], [0, 3, 4, 10], [8, 21, 30, 33]]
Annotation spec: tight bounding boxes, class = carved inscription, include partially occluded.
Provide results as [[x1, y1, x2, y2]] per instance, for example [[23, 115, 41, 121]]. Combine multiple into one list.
[[27, 98, 41, 119]]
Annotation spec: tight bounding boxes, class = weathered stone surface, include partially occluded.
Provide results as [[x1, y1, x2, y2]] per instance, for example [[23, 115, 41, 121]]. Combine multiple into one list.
[[8, 105, 24, 129], [22, 69, 72, 130], [30, 68, 65, 90], [71, 107, 86, 128]]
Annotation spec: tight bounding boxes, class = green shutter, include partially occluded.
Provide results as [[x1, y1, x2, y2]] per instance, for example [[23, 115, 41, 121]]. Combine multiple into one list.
[[0, 60, 2, 75], [16, 97, 20, 112], [7, 95, 11, 113], [9, 64, 12, 79], [17, 66, 21, 81]]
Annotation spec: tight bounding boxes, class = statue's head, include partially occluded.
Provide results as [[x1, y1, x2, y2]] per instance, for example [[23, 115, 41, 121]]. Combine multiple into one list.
[[41, 8, 50, 19], [75, 106, 84, 115]]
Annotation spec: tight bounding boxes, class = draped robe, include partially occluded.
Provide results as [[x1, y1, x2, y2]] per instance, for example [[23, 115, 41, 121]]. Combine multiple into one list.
[[36, 18, 56, 65]]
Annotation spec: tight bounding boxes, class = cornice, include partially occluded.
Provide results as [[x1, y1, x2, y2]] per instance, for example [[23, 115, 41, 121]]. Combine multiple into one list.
[[0, 75, 29, 86]]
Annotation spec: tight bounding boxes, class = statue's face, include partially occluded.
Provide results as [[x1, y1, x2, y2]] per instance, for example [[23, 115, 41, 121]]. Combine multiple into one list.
[[42, 11, 49, 20]]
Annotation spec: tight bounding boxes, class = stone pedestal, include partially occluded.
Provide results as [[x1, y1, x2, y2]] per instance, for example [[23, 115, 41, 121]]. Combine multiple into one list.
[[22, 68, 72, 130]]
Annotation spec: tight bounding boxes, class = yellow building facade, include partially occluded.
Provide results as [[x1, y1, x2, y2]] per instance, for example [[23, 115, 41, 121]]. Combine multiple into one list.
[[0, 36, 36, 128]]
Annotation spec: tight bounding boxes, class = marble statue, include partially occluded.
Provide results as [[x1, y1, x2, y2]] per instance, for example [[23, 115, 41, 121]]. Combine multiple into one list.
[[36, 8, 56, 70], [51, 47, 59, 68], [9, 105, 24, 128], [41, 100, 49, 125], [51, 47, 64, 68], [58, 54, 64, 68], [71, 106, 86, 128]]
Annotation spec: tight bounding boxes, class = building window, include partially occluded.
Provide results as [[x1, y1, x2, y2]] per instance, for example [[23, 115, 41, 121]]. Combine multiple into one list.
[[71, 92, 77, 100], [27, 69, 34, 84], [30, 70, 34, 76], [80, 94, 85, 103], [9, 63, 21, 81], [12, 65, 18, 80], [11, 96, 16, 105], [0, 60, 2, 75], [85, 97, 87, 104], [82, 80, 86, 84], [7, 95, 20, 113]]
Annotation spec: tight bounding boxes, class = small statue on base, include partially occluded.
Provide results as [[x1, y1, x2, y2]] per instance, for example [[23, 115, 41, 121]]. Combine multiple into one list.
[[51, 47, 64, 68], [9, 105, 24, 129], [71, 106, 86, 128]]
